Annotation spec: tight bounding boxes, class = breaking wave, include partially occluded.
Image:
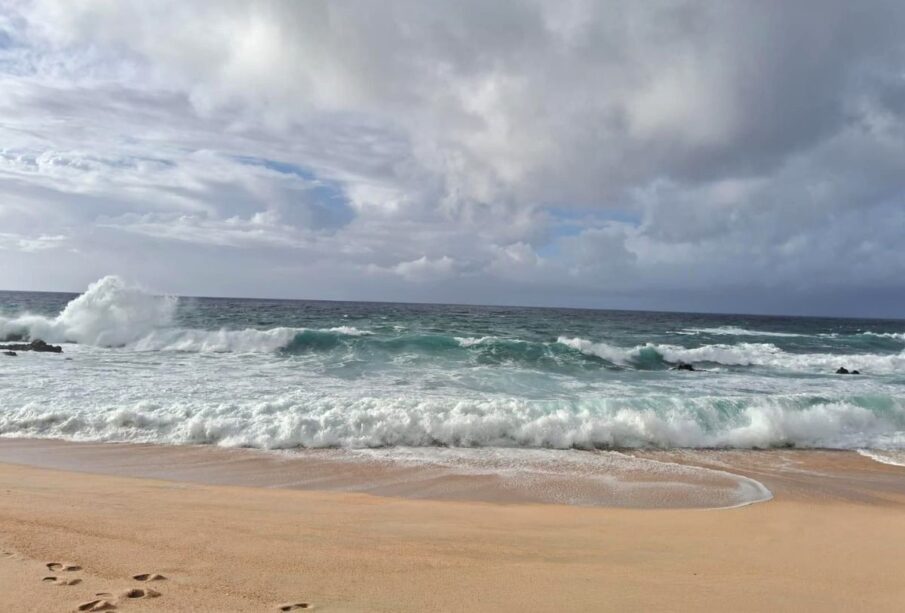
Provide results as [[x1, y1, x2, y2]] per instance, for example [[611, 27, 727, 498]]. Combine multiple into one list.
[[0, 276, 378, 353], [0, 276, 175, 346], [861, 331, 905, 341], [2, 276, 905, 458], [857, 449, 905, 467], [557, 336, 905, 373], [0, 280, 574, 363], [120, 329, 905, 374], [680, 326, 804, 338], [129, 326, 375, 353], [2, 277, 904, 375], [2, 394, 904, 451], [680, 327, 905, 344]]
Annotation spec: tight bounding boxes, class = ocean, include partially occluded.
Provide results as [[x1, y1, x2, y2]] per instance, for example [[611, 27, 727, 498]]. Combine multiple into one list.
[[1, 276, 904, 459]]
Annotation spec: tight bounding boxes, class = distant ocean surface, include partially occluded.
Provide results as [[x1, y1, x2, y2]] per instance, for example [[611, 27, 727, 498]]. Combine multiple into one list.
[[2, 276, 904, 457]]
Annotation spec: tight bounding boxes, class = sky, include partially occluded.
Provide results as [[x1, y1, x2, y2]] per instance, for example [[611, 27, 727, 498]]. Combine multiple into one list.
[[1, 1, 905, 317]]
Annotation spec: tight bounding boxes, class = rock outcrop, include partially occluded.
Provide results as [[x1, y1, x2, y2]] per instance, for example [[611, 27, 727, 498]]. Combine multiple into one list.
[[673, 362, 696, 371], [0, 339, 63, 353]]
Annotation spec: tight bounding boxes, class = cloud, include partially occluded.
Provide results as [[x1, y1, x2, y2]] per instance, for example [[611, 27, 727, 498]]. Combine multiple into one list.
[[0, 231, 67, 252], [1, 0, 905, 315], [390, 255, 458, 282]]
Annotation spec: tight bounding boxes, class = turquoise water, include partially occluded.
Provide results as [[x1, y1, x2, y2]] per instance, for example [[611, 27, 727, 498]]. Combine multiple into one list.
[[1, 276, 904, 450]]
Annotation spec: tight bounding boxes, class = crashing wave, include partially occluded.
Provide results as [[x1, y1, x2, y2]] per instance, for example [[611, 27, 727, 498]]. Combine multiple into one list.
[[0, 277, 379, 352], [857, 449, 905, 467], [679, 326, 804, 338], [455, 336, 496, 347], [3, 277, 904, 375], [0, 276, 175, 346], [861, 331, 905, 341], [557, 336, 905, 373], [2, 393, 904, 451]]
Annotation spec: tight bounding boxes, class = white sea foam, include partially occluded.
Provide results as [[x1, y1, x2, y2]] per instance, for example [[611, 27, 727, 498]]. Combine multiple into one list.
[[2, 277, 899, 377], [0, 277, 373, 352], [0, 276, 175, 346], [348, 447, 773, 508], [557, 337, 633, 364], [861, 331, 905, 341], [455, 336, 496, 347], [857, 449, 905, 467], [326, 326, 373, 336], [133, 325, 373, 352], [558, 336, 905, 373], [130, 327, 302, 352], [2, 392, 904, 451], [130, 326, 375, 352], [2, 277, 903, 478], [682, 328, 905, 342], [680, 326, 803, 338]]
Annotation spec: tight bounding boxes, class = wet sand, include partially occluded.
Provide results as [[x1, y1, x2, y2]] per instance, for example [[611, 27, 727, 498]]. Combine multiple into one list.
[[1, 440, 905, 611], [0, 438, 774, 508]]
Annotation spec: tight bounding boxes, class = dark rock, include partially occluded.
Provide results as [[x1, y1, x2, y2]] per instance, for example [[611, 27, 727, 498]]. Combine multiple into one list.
[[835, 367, 862, 375], [28, 339, 62, 353], [673, 362, 696, 371], [0, 339, 63, 353], [2, 351, 16, 357]]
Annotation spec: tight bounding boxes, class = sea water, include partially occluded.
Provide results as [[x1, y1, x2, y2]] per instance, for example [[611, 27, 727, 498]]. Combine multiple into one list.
[[1, 276, 904, 454]]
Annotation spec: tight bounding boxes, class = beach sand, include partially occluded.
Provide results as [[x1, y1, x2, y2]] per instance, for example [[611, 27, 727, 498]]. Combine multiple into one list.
[[1, 442, 905, 612]]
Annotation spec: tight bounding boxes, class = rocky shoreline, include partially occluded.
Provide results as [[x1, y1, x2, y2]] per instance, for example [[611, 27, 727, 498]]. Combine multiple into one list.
[[0, 340, 63, 355]]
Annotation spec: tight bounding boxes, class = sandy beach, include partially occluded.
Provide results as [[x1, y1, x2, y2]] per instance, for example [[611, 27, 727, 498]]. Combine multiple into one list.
[[1, 442, 905, 612], [5, 2, 905, 611]]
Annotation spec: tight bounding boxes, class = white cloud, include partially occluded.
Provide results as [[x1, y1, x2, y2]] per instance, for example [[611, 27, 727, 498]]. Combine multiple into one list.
[[1, 0, 905, 314], [391, 255, 458, 282], [0, 231, 67, 252]]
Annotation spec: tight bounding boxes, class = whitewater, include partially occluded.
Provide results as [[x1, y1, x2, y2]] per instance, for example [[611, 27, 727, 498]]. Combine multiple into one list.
[[1, 276, 905, 455]]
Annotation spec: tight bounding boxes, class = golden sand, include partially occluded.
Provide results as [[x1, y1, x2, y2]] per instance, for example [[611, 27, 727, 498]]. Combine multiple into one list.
[[1, 444, 904, 611]]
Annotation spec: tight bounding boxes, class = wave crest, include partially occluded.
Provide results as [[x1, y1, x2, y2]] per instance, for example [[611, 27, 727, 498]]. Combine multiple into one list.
[[862, 331, 905, 341], [3, 278, 904, 376], [557, 336, 905, 373], [680, 326, 803, 338], [2, 394, 903, 450], [0, 276, 175, 346]]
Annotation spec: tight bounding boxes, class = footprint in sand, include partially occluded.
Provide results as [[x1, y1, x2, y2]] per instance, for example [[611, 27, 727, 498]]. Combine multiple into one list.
[[278, 604, 310, 611], [47, 562, 82, 572], [122, 588, 161, 599], [42, 576, 82, 586], [77, 599, 117, 612], [132, 572, 166, 582]]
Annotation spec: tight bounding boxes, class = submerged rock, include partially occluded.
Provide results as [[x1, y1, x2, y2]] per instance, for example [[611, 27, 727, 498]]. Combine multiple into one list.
[[0, 339, 63, 353], [836, 366, 849, 374], [2, 350, 17, 357], [673, 361, 696, 371]]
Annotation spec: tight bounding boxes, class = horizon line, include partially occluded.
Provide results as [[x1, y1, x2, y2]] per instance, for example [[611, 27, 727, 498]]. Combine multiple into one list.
[[1, 285, 903, 324]]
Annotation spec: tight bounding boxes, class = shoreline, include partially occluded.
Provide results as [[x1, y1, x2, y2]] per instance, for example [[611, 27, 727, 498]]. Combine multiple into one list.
[[0, 448, 904, 611], [2, 437, 905, 508], [0, 438, 790, 510]]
